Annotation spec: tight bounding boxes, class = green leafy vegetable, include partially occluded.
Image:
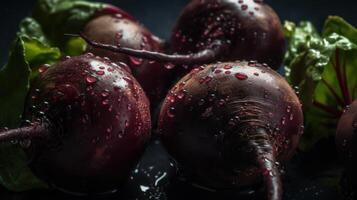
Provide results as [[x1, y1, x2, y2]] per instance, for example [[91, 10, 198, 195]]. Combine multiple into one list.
[[0, 34, 60, 191], [0, 0, 108, 191], [284, 16, 357, 151], [33, 0, 105, 54]]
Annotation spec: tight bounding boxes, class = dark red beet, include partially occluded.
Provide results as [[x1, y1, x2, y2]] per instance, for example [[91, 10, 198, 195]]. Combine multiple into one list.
[[158, 61, 303, 200], [336, 100, 357, 156], [82, 12, 171, 106], [336, 100, 357, 197], [80, 0, 285, 73], [0, 55, 151, 194]]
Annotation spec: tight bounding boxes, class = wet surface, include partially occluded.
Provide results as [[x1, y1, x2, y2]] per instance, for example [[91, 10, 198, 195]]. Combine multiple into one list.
[[0, 137, 341, 200]]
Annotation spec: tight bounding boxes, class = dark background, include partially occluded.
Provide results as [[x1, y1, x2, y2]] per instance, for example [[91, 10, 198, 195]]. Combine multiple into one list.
[[1, 0, 357, 65]]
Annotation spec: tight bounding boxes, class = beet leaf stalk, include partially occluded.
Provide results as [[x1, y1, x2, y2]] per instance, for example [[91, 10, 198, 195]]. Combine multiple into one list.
[[81, 33, 229, 65]]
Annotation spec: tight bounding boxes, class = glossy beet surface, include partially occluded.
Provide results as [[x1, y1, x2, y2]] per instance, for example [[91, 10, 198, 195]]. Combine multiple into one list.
[[170, 0, 285, 71], [22, 55, 151, 194], [158, 61, 303, 200], [336, 100, 357, 155], [336, 100, 357, 198], [81, 0, 285, 82], [83, 13, 171, 106]]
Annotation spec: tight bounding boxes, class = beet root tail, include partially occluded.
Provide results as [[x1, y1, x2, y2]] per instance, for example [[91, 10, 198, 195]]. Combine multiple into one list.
[[80, 33, 229, 65], [0, 122, 48, 143], [249, 128, 282, 200]]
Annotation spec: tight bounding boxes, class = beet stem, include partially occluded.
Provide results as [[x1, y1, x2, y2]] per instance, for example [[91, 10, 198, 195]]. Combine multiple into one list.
[[321, 78, 345, 106], [248, 128, 282, 200], [80, 33, 229, 65], [313, 100, 343, 117], [0, 123, 47, 143], [334, 49, 352, 105]]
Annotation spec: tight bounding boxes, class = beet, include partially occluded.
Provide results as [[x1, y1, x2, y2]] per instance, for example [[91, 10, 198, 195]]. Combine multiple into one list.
[[336, 100, 357, 156], [80, 0, 285, 74], [158, 61, 303, 200], [336, 100, 357, 197], [0, 55, 151, 194], [82, 12, 171, 107]]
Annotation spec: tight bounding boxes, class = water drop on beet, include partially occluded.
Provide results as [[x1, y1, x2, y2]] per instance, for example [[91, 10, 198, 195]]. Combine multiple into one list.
[[96, 70, 105, 76], [241, 4, 248, 10], [129, 56, 143, 66], [38, 65, 50, 74], [235, 72, 248, 80], [177, 90, 187, 99], [86, 75, 97, 84], [199, 76, 213, 84], [167, 107, 176, 118], [223, 64, 232, 69], [164, 63, 175, 69], [215, 69, 223, 74], [107, 67, 114, 72], [101, 91, 110, 98], [289, 114, 294, 121], [281, 117, 286, 125]]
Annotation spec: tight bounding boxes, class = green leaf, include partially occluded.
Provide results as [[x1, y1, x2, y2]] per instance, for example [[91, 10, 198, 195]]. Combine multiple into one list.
[[33, 0, 105, 54], [18, 17, 49, 44], [0, 35, 60, 191], [0, 38, 30, 129], [284, 18, 357, 151]]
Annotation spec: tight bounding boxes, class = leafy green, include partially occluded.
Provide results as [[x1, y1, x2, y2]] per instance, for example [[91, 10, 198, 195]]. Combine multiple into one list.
[[284, 16, 357, 151], [0, 34, 60, 191], [33, 0, 104, 55], [0, 0, 106, 191]]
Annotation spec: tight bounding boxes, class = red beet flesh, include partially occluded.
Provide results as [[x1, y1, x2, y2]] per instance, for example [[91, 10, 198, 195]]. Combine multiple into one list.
[[158, 61, 303, 200], [0, 55, 151, 194]]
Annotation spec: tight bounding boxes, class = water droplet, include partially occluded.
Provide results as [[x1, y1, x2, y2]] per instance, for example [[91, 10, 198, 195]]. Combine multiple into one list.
[[100, 98, 109, 106], [115, 31, 123, 42], [140, 185, 150, 192], [86, 53, 95, 57], [199, 76, 213, 84], [225, 71, 231, 75], [106, 127, 112, 133], [96, 70, 105, 76], [125, 120, 130, 128], [289, 114, 294, 121], [164, 63, 175, 69], [167, 95, 175, 103], [215, 69, 223, 74], [241, 4, 248, 10], [235, 72, 248, 80], [86, 75, 97, 84], [38, 65, 49, 74], [177, 90, 187, 99], [167, 107, 176, 118], [248, 61, 257, 67], [223, 64, 232, 69], [107, 67, 114, 72], [101, 91, 110, 98], [198, 99, 205, 106], [129, 56, 143, 66], [281, 117, 286, 125]]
